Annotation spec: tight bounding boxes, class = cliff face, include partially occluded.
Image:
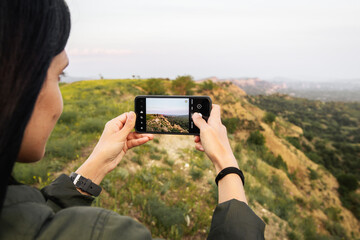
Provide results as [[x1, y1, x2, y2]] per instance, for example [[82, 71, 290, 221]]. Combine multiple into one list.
[[202, 82, 360, 239]]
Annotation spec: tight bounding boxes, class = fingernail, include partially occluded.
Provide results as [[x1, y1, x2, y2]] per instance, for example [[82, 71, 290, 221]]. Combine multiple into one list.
[[193, 112, 198, 118]]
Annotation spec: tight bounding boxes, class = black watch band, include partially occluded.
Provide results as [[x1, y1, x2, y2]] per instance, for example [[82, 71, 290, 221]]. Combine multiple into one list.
[[69, 172, 102, 197], [215, 167, 245, 186]]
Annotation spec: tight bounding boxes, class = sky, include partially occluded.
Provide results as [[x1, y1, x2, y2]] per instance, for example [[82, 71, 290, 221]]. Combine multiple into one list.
[[146, 98, 189, 115], [65, 0, 360, 81]]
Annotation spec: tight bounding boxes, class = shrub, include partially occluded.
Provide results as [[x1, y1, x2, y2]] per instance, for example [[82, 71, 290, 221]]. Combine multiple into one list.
[[223, 117, 240, 134], [337, 174, 358, 192], [171, 75, 195, 95], [171, 174, 186, 188], [308, 167, 319, 180], [324, 207, 341, 222], [306, 152, 323, 165], [144, 78, 166, 95], [263, 112, 276, 124], [273, 155, 288, 172], [164, 156, 175, 166], [323, 220, 348, 239], [199, 79, 216, 91], [190, 167, 203, 181], [150, 153, 162, 160], [286, 137, 301, 150], [117, 168, 129, 180], [78, 118, 104, 133], [247, 130, 265, 146], [131, 155, 143, 165]]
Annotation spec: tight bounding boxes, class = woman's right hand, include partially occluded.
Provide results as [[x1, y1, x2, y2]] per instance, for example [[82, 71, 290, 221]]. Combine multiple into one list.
[[192, 104, 239, 174]]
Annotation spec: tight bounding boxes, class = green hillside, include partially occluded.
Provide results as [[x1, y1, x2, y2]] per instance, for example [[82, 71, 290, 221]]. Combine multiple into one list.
[[13, 78, 360, 239], [248, 94, 360, 222]]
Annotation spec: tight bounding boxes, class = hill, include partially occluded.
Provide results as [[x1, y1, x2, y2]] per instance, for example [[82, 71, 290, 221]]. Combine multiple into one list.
[[13, 78, 360, 239], [146, 114, 189, 133]]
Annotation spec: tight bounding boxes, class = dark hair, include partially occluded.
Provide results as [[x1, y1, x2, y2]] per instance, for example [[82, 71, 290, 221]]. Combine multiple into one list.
[[0, 0, 71, 210]]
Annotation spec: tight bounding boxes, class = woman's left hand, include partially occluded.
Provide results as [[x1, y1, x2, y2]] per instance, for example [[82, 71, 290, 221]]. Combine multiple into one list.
[[75, 111, 153, 185]]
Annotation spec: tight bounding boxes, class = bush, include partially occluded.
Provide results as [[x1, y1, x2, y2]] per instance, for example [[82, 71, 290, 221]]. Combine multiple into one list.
[[190, 167, 203, 180], [263, 112, 276, 124], [199, 79, 216, 91], [323, 220, 348, 239], [223, 117, 240, 134], [324, 207, 341, 222], [337, 174, 358, 192], [150, 153, 162, 160], [247, 130, 265, 146], [308, 167, 319, 180], [171, 75, 195, 95], [78, 118, 104, 133], [273, 155, 288, 172], [164, 156, 175, 166], [286, 137, 301, 150], [131, 155, 143, 165], [144, 78, 166, 95]]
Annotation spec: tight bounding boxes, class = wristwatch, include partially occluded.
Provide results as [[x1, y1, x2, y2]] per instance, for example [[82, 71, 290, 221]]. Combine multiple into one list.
[[69, 172, 102, 197]]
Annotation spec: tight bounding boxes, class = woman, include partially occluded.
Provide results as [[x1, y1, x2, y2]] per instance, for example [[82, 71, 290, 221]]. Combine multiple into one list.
[[0, 1, 265, 239]]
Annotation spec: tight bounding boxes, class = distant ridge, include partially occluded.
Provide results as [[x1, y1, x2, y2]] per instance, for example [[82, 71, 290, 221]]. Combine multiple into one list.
[[197, 76, 360, 102], [197, 77, 285, 95]]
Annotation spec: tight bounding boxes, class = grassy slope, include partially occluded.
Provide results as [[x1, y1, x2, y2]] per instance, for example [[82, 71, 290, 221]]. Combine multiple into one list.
[[13, 79, 360, 240]]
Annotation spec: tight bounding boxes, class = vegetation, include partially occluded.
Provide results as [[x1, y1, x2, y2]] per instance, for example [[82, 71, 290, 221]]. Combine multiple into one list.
[[143, 78, 167, 95], [12, 79, 360, 239], [263, 112, 276, 124], [171, 75, 196, 95], [248, 94, 360, 220]]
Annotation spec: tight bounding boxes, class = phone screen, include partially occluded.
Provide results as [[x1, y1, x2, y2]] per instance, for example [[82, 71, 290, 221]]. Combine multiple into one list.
[[135, 95, 211, 135], [146, 98, 190, 133]]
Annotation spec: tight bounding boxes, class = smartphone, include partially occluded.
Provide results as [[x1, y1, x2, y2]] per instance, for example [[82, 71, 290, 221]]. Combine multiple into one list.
[[134, 95, 212, 135]]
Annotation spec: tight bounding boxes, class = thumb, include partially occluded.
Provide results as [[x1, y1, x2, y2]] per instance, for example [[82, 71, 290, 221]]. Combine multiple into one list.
[[118, 111, 136, 136], [192, 112, 208, 130]]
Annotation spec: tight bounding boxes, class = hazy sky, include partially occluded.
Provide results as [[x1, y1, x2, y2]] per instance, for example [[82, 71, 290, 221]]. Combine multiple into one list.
[[146, 98, 189, 115], [65, 0, 360, 81]]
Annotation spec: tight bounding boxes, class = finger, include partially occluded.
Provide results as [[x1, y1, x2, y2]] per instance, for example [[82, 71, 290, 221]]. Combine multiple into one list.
[[118, 111, 136, 136], [108, 112, 128, 130], [192, 112, 208, 130], [127, 137, 150, 149], [128, 132, 154, 140], [194, 135, 200, 143], [208, 104, 221, 123], [195, 142, 205, 151]]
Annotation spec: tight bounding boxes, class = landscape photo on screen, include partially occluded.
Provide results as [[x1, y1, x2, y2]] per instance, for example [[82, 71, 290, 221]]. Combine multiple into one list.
[[146, 98, 189, 133]]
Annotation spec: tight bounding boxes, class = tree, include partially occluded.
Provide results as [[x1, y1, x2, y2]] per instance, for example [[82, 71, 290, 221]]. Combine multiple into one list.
[[171, 75, 195, 95]]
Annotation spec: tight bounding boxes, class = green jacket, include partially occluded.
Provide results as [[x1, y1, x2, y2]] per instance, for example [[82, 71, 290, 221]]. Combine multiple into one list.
[[0, 174, 265, 239]]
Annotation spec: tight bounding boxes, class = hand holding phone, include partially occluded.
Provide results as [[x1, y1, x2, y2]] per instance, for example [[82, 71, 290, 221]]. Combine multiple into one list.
[[134, 95, 212, 135], [192, 104, 239, 174]]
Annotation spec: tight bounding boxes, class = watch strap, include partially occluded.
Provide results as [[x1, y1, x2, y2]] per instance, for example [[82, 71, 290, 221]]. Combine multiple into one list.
[[69, 172, 102, 197], [215, 167, 245, 186]]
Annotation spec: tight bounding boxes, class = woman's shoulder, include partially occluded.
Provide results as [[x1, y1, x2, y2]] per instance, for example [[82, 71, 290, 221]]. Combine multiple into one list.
[[37, 206, 153, 240], [1, 184, 152, 240]]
